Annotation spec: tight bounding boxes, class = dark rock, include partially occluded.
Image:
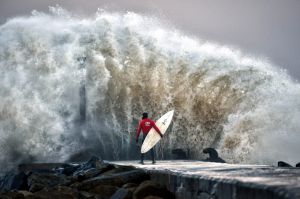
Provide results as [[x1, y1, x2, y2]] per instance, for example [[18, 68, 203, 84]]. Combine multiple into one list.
[[0, 190, 25, 199], [133, 180, 175, 199], [78, 191, 95, 199], [202, 148, 226, 163], [27, 173, 71, 192], [278, 161, 293, 167], [171, 149, 187, 159], [30, 186, 79, 199], [0, 171, 28, 191], [143, 196, 163, 199], [122, 183, 138, 189], [75, 170, 149, 191], [59, 164, 81, 176], [100, 166, 135, 176], [89, 184, 118, 197], [72, 156, 114, 178], [296, 162, 300, 167], [29, 183, 45, 192], [110, 188, 133, 199], [18, 163, 68, 173]]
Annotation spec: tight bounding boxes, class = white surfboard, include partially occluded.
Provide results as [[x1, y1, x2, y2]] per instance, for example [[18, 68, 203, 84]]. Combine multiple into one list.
[[141, 110, 174, 153]]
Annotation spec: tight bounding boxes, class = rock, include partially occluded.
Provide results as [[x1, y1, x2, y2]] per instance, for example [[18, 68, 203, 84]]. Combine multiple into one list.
[[278, 161, 293, 167], [30, 186, 78, 199], [72, 156, 114, 178], [296, 162, 300, 167], [29, 183, 45, 193], [0, 190, 25, 199], [58, 164, 81, 176], [18, 163, 68, 173], [143, 196, 163, 199], [78, 191, 95, 199], [122, 183, 138, 189], [110, 188, 132, 199], [0, 171, 28, 191], [202, 148, 226, 163], [76, 170, 149, 191], [100, 166, 135, 176], [89, 184, 118, 197], [133, 180, 175, 199], [27, 173, 71, 192]]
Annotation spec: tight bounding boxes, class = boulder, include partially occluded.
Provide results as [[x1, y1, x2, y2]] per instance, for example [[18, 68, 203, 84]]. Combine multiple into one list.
[[133, 180, 175, 199], [143, 196, 163, 199], [122, 183, 138, 189], [202, 148, 226, 163], [278, 161, 293, 167], [0, 190, 25, 199], [110, 188, 133, 199], [0, 171, 28, 191], [75, 170, 149, 191], [72, 156, 114, 178], [89, 184, 118, 197], [29, 186, 79, 199], [27, 173, 71, 192], [18, 163, 68, 173]]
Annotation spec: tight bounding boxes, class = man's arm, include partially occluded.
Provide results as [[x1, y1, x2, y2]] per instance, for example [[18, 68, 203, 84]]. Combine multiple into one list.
[[151, 121, 163, 138], [136, 122, 142, 142]]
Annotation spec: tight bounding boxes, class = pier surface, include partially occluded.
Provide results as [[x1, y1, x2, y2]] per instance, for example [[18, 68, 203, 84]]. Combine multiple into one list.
[[111, 160, 300, 199]]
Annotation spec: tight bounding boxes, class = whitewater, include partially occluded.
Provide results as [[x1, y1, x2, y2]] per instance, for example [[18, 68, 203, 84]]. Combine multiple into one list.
[[0, 7, 299, 171]]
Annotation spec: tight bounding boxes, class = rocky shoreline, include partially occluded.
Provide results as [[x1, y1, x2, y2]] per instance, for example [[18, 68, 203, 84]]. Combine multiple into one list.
[[0, 156, 174, 199]]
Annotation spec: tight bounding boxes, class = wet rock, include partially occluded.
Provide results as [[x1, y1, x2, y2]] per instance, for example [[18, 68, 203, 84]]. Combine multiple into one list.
[[278, 161, 293, 167], [58, 164, 81, 176], [75, 170, 149, 191], [18, 163, 68, 173], [110, 188, 132, 199], [0, 171, 28, 191], [100, 166, 135, 176], [0, 190, 25, 199], [133, 180, 175, 199], [27, 173, 71, 192], [122, 183, 138, 189], [89, 184, 118, 197], [30, 186, 78, 199], [73, 156, 114, 178], [78, 191, 95, 199], [143, 196, 163, 199], [202, 148, 226, 163]]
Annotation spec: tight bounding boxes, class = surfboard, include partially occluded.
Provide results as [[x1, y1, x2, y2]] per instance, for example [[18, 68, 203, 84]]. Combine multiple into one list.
[[141, 110, 174, 153]]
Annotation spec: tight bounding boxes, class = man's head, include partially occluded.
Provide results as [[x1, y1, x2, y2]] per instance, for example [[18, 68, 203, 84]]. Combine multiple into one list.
[[142, 112, 148, 119]]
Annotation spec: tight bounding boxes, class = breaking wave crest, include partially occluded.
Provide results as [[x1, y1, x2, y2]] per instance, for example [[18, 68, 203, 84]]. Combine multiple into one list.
[[0, 7, 299, 171]]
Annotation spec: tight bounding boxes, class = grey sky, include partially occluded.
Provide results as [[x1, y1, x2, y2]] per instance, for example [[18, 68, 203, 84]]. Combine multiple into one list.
[[1, 0, 300, 80]]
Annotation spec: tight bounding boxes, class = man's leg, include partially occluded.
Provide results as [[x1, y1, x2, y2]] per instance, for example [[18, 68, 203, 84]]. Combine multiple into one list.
[[140, 153, 144, 164], [139, 135, 146, 164], [151, 148, 155, 164]]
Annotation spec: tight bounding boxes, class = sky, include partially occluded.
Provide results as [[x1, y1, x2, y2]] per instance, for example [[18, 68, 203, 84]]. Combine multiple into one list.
[[0, 0, 300, 80]]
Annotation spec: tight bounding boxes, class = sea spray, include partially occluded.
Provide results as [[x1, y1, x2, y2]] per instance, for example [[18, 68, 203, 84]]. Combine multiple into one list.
[[0, 7, 299, 171]]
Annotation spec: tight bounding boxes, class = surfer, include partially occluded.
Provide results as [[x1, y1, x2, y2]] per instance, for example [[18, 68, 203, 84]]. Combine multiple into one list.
[[136, 112, 163, 164]]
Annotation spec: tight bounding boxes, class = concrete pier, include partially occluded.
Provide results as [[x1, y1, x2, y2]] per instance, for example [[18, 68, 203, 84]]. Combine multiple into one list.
[[111, 160, 300, 199]]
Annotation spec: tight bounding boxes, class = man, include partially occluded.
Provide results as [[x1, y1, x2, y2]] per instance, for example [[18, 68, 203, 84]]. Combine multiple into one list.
[[136, 112, 163, 164]]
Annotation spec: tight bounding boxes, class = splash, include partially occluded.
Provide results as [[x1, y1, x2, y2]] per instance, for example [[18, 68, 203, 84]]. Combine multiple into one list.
[[0, 7, 299, 171]]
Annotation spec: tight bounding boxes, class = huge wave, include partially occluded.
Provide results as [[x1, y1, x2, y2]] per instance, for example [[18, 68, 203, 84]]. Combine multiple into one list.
[[0, 7, 299, 171]]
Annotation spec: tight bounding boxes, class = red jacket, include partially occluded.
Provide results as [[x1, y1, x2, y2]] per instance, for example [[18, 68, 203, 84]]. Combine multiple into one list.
[[136, 118, 162, 140]]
